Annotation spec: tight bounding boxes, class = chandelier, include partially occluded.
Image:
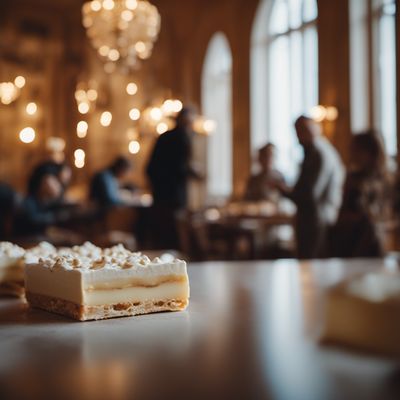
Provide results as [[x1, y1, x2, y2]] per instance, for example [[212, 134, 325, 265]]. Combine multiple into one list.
[[82, 0, 161, 72]]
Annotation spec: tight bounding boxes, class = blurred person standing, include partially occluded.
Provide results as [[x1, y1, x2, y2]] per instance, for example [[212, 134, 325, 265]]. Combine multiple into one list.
[[276, 116, 345, 259], [244, 143, 285, 202], [146, 107, 202, 248], [90, 156, 132, 209], [329, 131, 389, 257]]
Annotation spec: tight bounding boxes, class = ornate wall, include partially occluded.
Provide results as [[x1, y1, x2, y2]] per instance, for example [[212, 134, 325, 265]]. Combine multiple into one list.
[[0, 0, 382, 203]]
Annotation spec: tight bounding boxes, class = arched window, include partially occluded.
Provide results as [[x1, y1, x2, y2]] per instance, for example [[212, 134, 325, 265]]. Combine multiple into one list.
[[374, 0, 397, 156], [251, 0, 318, 181], [350, 0, 397, 156], [202, 32, 233, 199]]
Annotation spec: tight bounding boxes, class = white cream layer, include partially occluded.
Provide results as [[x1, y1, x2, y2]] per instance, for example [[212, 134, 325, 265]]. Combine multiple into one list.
[[25, 262, 189, 306], [347, 271, 400, 302]]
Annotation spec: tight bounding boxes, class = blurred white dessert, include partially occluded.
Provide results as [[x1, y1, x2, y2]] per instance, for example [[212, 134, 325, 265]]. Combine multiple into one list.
[[25, 243, 190, 321], [0, 242, 25, 296], [321, 270, 400, 356]]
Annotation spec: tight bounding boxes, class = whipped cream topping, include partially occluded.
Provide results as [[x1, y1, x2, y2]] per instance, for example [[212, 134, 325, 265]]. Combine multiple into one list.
[[24, 242, 57, 264], [347, 271, 400, 302], [38, 242, 181, 272], [0, 242, 25, 259]]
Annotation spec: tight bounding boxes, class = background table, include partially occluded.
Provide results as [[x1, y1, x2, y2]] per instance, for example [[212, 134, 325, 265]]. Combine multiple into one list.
[[1, 259, 400, 400]]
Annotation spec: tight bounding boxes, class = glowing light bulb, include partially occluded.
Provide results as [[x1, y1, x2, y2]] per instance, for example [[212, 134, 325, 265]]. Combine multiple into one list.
[[75, 158, 85, 169], [78, 102, 90, 114], [326, 106, 339, 121], [156, 122, 168, 135], [108, 49, 120, 61], [14, 76, 26, 89], [129, 108, 141, 121], [26, 102, 37, 115], [19, 127, 35, 143], [74, 148, 85, 160], [203, 119, 217, 134], [77, 121, 88, 138], [103, 0, 115, 10], [162, 99, 175, 114], [126, 82, 138, 95], [91, 0, 102, 11], [99, 45, 110, 57], [150, 107, 162, 121], [128, 140, 140, 154], [135, 41, 146, 53], [172, 100, 183, 113], [310, 105, 327, 122], [125, 0, 137, 10], [100, 111, 112, 126], [121, 10, 133, 21]]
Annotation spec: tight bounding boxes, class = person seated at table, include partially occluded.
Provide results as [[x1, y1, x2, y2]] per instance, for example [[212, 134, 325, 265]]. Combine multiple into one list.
[[329, 131, 390, 257], [15, 172, 71, 236], [274, 116, 345, 259], [244, 143, 285, 202], [29, 161, 73, 206], [89, 156, 132, 208]]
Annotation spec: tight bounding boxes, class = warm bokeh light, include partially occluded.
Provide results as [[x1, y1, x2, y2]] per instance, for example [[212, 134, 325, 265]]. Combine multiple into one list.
[[310, 105, 327, 122], [75, 89, 87, 102], [77, 121, 89, 138], [99, 45, 110, 57], [75, 158, 85, 169], [125, 0, 138, 10], [162, 99, 175, 114], [91, 0, 102, 12], [129, 108, 141, 121], [121, 10, 133, 21], [326, 106, 339, 121], [74, 148, 85, 160], [156, 122, 169, 135], [100, 111, 112, 126], [128, 140, 140, 154], [19, 127, 35, 143], [126, 82, 138, 95], [135, 41, 146, 53], [108, 49, 120, 61], [150, 107, 162, 121], [14, 76, 26, 89], [103, 0, 115, 11], [78, 102, 90, 114], [0, 82, 19, 104], [87, 89, 98, 102], [173, 99, 183, 113], [26, 102, 37, 115], [203, 119, 217, 134]]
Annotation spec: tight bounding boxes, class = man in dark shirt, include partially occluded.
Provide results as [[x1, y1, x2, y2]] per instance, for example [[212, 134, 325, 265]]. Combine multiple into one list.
[[90, 156, 132, 208], [146, 108, 201, 248], [147, 108, 200, 209]]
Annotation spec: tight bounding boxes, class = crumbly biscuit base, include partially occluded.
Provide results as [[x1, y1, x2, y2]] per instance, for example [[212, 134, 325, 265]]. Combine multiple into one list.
[[26, 292, 188, 321], [0, 281, 25, 298]]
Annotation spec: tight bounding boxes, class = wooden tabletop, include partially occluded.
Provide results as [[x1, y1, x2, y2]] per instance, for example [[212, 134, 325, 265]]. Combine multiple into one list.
[[1, 259, 400, 400]]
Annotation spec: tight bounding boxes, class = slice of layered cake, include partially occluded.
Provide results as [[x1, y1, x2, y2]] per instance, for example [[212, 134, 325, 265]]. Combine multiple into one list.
[[0, 241, 58, 297], [25, 243, 190, 321], [321, 270, 400, 356], [0, 242, 25, 296]]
